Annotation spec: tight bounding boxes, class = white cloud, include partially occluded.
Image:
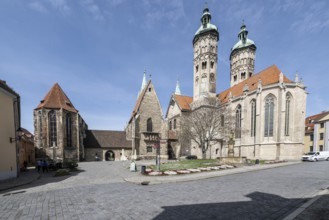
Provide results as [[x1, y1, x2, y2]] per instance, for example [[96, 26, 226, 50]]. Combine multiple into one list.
[[49, 0, 71, 15], [142, 0, 187, 29], [290, 1, 329, 33], [28, 1, 48, 14], [81, 0, 104, 21]]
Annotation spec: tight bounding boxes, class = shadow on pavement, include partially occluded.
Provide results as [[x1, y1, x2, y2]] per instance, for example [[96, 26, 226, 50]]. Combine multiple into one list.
[[154, 191, 308, 220]]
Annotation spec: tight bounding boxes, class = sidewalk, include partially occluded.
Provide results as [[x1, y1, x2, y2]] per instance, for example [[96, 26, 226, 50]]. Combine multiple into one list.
[[0, 161, 328, 219], [0, 167, 40, 192]]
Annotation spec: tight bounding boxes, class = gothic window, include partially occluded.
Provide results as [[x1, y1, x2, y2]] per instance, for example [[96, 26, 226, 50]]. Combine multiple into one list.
[[169, 121, 172, 130], [284, 94, 291, 136], [196, 65, 199, 72], [249, 72, 252, 77], [211, 61, 214, 69], [38, 111, 42, 147], [241, 72, 246, 80], [264, 95, 275, 137], [173, 119, 177, 129], [234, 75, 237, 82], [210, 73, 215, 82], [202, 62, 207, 69], [66, 113, 72, 147], [147, 118, 153, 132], [49, 111, 57, 146], [221, 115, 224, 127], [250, 100, 256, 137], [235, 105, 242, 138]]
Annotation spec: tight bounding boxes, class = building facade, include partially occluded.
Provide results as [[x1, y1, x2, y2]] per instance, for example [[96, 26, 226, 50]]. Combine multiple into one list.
[[0, 80, 20, 180], [165, 6, 307, 161], [34, 83, 88, 162], [125, 73, 167, 160], [304, 112, 329, 153], [18, 128, 35, 169]]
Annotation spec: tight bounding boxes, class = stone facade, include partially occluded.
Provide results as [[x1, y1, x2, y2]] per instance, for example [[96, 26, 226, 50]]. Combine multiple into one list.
[[34, 83, 88, 162], [164, 6, 307, 161], [126, 80, 167, 160]]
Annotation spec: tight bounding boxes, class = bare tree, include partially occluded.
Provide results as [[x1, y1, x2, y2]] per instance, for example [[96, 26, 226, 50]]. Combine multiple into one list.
[[180, 97, 233, 159]]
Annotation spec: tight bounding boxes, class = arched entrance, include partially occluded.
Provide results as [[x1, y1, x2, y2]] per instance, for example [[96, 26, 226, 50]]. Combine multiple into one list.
[[105, 150, 115, 161]]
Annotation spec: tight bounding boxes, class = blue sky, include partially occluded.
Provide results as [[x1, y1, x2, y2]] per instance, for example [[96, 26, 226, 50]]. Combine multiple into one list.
[[1, 0, 328, 132]]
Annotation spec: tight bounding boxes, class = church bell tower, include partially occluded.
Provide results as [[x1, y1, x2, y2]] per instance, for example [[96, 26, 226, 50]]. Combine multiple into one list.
[[193, 6, 219, 101]]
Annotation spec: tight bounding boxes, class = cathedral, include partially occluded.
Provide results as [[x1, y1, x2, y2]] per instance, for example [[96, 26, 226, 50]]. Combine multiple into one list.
[[34, 6, 307, 162], [163, 6, 307, 160]]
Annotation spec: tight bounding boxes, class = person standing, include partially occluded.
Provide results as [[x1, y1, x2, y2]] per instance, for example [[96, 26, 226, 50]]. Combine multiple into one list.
[[37, 160, 42, 172]]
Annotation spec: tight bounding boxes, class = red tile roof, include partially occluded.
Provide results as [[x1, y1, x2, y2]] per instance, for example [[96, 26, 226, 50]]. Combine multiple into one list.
[[35, 83, 78, 113], [305, 111, 329, 134], [174, 95, 193, 111], [218, 65, 292, 103]]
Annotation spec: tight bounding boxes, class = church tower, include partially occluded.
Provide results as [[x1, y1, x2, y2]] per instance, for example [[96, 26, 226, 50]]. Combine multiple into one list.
[[193, 6, 219, 101], [230, 22, 256, 87]]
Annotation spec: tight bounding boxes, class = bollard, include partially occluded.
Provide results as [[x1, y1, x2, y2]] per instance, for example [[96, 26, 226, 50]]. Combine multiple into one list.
[[141, 165, 146, 174]]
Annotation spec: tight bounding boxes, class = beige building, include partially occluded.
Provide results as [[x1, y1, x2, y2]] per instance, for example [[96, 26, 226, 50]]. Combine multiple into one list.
[[304, 112, 329, 153], [165, 6, 307, 161], [0, 80, 20, 180]]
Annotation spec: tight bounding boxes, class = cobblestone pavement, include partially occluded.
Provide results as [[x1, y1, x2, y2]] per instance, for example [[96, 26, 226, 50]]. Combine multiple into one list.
[[0, 161, 329, 219]]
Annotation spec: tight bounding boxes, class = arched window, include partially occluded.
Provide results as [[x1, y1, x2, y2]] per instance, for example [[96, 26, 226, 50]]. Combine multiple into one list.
[[235, 105, 242, 138], [174, 119, 177, 129], [250, 100, 256, 137], [221, 114, 224, 127], [169, 121, 172, 130], [147, 118, 153, 132], [66, 113, 72, 147], [264, 95, 275, 137], [49, 111, 57, 146], [38, 111, 42, 147], [285, 94, 291, 136]]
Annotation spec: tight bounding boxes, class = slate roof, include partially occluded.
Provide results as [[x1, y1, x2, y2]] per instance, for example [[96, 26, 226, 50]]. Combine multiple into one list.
[[35, 83, 78, 113], [218, 65, 292, 103], [84, 130, 131, 149], [305, 111, 329, 134]]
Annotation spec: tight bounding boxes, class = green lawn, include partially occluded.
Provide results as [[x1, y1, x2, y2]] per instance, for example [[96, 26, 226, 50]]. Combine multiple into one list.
[[148, 159, 221, 172]]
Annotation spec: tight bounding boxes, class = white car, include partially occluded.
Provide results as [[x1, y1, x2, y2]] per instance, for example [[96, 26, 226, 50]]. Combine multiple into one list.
[[302, 151, 329, 162]]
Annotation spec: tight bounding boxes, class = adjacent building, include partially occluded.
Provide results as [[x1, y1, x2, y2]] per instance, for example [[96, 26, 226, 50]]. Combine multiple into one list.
[[0, 80, 20, 180], [18, 128, 35, 169], [34, 83, 88, 162], [304, 111, 329, 153]]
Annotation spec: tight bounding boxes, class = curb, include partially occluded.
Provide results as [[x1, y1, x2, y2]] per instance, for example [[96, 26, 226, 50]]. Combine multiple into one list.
[[124, 161, 301, 185]]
